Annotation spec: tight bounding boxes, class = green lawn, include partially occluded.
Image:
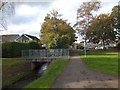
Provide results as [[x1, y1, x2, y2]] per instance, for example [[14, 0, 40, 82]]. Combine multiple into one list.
[[24, 59, 69, 88], [80, 50, 119, 75]]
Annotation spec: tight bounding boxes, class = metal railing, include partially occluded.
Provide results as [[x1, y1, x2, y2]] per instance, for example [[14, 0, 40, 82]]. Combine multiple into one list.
[[22, 49, 69, 59]]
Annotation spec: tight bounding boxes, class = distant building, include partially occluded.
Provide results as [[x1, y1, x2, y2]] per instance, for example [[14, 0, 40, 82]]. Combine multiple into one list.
[[0, 34, 39, 43], [15, 34, 39, 43], [0, 34, 19, 42]]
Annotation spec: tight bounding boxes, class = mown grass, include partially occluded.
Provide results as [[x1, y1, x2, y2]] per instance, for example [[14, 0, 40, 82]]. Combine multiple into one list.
[[24, 59, 69, 88], [80, 50, 119, 75]]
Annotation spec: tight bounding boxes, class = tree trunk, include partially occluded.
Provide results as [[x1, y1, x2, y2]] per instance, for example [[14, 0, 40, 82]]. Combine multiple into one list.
[[102, 39, 106, 50]]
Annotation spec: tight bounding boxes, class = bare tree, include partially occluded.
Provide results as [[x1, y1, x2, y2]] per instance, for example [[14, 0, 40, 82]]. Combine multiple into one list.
[[74, 0, 100, 56], [0, 0, 14, 31]]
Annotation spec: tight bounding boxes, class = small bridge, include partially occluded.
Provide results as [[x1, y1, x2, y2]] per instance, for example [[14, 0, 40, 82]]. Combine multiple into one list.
[[22, 49, 70, 62]]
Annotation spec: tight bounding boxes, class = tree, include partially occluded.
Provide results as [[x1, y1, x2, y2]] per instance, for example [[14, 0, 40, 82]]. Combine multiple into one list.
[[0, 1, 14, 30], [74, 0, 100, 35], [74, 0, 100, 54], [111, 5, 120, 41], [49, 34, 70, 49], [40, 10, 75, 49], [86, 14, 116, 49]]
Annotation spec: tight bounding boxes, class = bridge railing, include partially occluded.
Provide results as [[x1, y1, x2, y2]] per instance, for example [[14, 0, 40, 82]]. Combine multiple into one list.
[[22, 49, 69, 59]]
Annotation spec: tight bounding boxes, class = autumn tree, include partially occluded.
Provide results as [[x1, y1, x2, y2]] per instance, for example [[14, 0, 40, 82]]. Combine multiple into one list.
[[49, 34, 70, 49], [0, 1, 14, 30], [86, 14, 116, 49], [40, 10, 75, 49], [111, 5, 120, 41], [74, 0, 100, 54]]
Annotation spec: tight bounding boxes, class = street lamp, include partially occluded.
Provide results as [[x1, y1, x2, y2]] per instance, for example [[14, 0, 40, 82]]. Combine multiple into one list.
[[84, 32, 86, 57]]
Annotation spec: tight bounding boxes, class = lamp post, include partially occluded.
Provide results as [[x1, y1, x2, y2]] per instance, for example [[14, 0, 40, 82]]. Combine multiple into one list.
[[84, 12, 89, 57], [84, 32, 86, 57]]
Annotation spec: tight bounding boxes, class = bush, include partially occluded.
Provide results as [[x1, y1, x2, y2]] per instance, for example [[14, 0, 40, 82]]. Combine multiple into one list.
[[28, 41, 41, 49], [2, 41, 41, 58], [77, 44, 84, 49], [116, 41, 120, 50], [49, 35, 70, 49]]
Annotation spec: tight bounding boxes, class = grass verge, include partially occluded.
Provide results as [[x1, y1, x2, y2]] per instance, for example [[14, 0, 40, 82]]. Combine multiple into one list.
[[80, 50, 118, 75], [2, 58, 30, 87], [2, 58, 24, 67], [24, 59, 69, 88]]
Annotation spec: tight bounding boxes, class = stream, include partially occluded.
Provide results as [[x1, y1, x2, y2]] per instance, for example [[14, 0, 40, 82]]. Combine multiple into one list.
[[3, 62, 49, 89]]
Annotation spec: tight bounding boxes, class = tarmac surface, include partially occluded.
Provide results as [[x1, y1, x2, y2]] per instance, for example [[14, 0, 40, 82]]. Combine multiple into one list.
[[52, 52, 118, 88]]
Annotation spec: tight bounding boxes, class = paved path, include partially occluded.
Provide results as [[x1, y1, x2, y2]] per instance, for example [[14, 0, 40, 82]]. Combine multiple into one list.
[[52, 54, 118, 88]]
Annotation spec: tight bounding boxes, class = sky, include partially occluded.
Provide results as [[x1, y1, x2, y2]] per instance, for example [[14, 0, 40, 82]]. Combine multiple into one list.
[[0, 0, 119, 42]]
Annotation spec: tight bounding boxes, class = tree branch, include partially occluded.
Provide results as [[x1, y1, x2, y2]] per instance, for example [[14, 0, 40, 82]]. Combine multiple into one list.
[[0, 2, 7, 10]]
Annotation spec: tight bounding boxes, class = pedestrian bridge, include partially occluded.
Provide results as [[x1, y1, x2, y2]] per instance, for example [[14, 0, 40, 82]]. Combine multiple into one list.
[[22, 49, 70, 62]]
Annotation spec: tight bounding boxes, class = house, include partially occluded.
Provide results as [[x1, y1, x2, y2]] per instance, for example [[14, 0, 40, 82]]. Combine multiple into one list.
[[0, 34, 19, 42], [0, 34, 39, 43], [15, 34, 39, 43]]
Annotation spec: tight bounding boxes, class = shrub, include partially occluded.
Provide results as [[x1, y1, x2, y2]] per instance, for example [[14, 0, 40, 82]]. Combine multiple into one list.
[[2, 41, 41, 58], [49, 35, 70, 49], [28, 41, 41, 49], [116, 41, 120, 50], [77, 44, 84, 49]]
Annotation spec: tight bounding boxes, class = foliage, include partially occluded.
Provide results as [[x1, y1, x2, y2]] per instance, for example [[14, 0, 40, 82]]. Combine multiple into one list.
[[28, 41, 41, 49], [2, 42, 41, 58], [116, 41, 120, 50], [40, 10, 75, 49], [80, 50, 118, 75], [48, 34, 70, 49], [86, 14, 116, 48], [74, 0, 101, 36], [76, 44, 84, 49], [111, 5, 120, 40], [24, 59, 69, 88]]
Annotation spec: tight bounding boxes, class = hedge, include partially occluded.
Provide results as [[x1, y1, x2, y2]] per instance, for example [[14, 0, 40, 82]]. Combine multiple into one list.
[[2, 41, 41, 58]]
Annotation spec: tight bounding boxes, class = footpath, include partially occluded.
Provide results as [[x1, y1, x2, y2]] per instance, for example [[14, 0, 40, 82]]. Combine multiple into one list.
[[52, 51, 118, 88]]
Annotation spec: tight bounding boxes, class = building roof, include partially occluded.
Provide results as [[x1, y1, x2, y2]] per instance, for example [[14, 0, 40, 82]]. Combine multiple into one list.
[[0, 34, 20, 42], [15, 34, 40, 42], [0, 34, 40, 42], [24, 34, 39, 41]]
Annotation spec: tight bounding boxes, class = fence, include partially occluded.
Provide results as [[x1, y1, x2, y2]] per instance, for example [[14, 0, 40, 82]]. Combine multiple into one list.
[[22, 49, 69, 59]]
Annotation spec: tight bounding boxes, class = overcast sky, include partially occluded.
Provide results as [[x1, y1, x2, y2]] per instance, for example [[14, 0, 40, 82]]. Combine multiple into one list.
[[0, 0, 119, 42]]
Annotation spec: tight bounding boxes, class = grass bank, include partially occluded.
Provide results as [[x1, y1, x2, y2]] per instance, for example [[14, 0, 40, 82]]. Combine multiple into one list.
[[2, 58, 24, 67], [24, 59, 69, 88], [80, 50, 119, 75], [2, 58, 31, 87]]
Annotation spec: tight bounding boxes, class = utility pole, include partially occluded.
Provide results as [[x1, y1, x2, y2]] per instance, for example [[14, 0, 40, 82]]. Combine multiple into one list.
[[84, 32, 86, 57]]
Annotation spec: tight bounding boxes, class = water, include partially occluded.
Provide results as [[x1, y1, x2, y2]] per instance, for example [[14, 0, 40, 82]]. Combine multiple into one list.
[[38, 63, 49, 74], [3, 63, 49, 89]]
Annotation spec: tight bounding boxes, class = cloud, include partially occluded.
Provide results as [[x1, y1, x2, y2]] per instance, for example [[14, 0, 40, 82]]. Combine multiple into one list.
[[16, 4, 40, 17], [1, 22, 40, 38], [11, 4, 41, 24], [1, 0, 119, 41]]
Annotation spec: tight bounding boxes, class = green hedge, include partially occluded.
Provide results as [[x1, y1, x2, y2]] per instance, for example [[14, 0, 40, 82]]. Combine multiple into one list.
[[2, 41, 41, 58]]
